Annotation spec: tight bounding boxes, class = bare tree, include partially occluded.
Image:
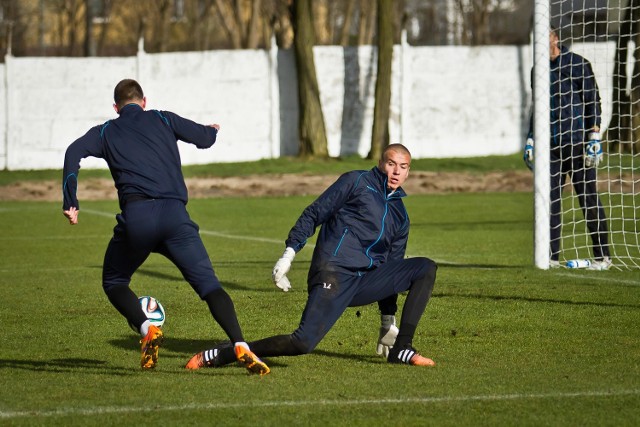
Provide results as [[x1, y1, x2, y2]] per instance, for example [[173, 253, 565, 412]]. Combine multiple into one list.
[[357, 0, 375, 45], [339, 0, 357, 46], [456, 0, 491, 45], [292, 0, 328, 157], [312, 0, 330, 44], [50, 0, 85, 56], [212, 0, 265, 49], [368, 0, 393, 160], [94, 0, 114, 55]]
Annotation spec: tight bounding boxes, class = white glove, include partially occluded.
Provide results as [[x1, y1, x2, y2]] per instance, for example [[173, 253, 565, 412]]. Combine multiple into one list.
[[272, 247, 295, 292], [584, 131, 603, 168], [523, 138, 534, 171], [376, 315, 398, 357]]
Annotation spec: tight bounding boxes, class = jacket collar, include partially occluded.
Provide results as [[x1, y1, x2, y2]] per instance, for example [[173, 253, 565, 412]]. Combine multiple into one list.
[[119, 103, 144, 115], [371, 166, 407, 198]]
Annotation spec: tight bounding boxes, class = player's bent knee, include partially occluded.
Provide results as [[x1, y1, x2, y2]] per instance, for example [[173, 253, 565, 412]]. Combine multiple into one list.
[[413, 257, 438, 277], [102, 278, 131, 292], [290, 334, 319, 355]]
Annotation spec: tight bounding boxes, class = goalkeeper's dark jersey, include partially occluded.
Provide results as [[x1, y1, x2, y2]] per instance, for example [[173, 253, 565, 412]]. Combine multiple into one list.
[[529, 45, 602, 147], [62, 104, 217, 211], [284, 166, 410, 280]]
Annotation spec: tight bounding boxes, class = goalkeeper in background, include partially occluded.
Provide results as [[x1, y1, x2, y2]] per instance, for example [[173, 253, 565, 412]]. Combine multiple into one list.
[[523, 26, 611, 270], [186, 144, 438, 370]]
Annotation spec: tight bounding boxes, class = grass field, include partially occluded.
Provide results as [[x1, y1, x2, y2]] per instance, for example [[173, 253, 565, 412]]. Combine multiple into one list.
[[1, 188, 640, 425]]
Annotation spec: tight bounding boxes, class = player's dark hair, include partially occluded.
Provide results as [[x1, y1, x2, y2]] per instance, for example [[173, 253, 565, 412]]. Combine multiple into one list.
[[114, 79, 144, 108]]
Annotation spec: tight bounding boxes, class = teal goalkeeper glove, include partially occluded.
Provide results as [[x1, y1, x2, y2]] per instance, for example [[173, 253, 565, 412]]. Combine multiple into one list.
[[523, 138, 534, 171], [584, 131, 603, 168], [376, 315, 398, 357], [272, 247, 295, 292]]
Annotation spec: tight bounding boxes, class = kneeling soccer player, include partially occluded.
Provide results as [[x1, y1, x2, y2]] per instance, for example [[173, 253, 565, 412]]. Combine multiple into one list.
[[186, 144, 437, 370]]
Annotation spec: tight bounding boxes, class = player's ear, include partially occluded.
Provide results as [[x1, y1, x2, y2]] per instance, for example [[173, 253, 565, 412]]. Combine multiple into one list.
[[141, 97, 147, 109], [113, 103, 119, 113]]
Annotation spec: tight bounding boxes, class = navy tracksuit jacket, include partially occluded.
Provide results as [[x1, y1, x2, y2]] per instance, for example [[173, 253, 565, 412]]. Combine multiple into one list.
[[285, 166, 410, 282], [62, 104, 223, 297]]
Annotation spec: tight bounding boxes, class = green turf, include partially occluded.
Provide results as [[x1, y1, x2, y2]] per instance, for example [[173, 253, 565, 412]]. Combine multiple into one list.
[[1, 192, 639, 426], [0, 153, 525, 185]]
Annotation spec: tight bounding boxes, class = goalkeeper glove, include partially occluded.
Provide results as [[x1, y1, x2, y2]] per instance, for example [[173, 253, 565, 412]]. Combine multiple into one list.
[[584, 131, 603, 168], [376, 315, 398, 357], [523, 138, 534, 171], [272, 247, 295, 292]]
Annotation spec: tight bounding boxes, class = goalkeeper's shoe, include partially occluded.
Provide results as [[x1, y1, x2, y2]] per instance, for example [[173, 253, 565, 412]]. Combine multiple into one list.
[[140, 325, 164, 370], [387, 344, 435, 367], [588, 257, 612, 271], [185, 346, 229, 370], [549, 259, 561, 269], [234, 345, 270, 376]]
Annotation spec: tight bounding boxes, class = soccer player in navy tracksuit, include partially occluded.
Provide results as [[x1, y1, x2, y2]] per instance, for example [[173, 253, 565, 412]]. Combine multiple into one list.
[[62, 79, 269, 374], [523, 27, 611, 269], [186, 144, 438, 370]]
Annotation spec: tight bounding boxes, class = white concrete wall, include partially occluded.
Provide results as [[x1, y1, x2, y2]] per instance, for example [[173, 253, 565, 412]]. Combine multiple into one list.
[[0, 43, 544, 170], [404, 45, 533, 158], [0, 64, 5, 166]]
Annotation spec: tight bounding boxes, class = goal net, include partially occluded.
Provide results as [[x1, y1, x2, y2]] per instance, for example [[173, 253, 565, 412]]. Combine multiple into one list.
[[533, 1, 640, 270]]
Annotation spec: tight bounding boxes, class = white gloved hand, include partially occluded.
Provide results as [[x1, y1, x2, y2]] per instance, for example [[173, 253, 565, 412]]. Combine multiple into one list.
[[584, 131, 603, 168], [376, 315, 398, 357], [272, 247, 295, 292], [523, 138, 534, 171]]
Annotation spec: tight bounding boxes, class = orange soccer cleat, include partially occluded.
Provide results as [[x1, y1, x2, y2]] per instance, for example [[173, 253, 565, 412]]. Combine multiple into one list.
[[234, 345, 270, 376], [140, 325, 164, 369]]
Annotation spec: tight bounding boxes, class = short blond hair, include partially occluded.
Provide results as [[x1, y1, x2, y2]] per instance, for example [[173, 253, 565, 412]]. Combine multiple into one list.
[[381, 144, 411, 162]]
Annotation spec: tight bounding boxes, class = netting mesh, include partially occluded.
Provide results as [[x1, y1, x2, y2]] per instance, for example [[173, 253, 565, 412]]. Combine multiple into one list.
[[546, 0, 639, 269]]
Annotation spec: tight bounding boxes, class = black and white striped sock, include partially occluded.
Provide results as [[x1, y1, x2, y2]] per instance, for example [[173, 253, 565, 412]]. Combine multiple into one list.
[[395, 348, 416, 364], [203, 348, 219, 365]]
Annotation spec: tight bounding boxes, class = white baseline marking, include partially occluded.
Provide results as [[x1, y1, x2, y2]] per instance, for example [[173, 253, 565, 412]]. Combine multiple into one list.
[[1, 389, 638, 419], [80, 208, 310, 247], [199, 229, 285, 245], [555, 272, 640, 286], [80, 208, 115, 218]]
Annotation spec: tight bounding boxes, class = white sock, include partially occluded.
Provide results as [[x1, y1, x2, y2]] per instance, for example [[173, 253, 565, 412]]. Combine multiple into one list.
[[234, 341, 250, 351], [140, 320, 151, 337]]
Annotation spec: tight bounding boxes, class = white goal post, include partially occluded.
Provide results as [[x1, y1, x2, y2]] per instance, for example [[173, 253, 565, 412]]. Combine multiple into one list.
[[533, 0, 640, 270]]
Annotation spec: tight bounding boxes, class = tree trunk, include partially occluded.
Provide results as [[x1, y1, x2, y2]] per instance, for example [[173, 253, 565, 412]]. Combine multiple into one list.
[[84, 0, 95, 56], [368, 0, 393, 160], [339, 0, 357, 46], [246, 0, 262, 49], [214, 0, 242, 48], [293, 0, 329, 158]]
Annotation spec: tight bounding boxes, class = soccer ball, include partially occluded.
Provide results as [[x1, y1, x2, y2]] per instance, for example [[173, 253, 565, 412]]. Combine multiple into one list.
[[129, 296, 166, 332]]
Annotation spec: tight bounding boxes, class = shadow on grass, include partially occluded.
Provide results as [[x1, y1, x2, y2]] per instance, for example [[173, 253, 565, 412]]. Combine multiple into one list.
[[437, 292, 640, 309], [106, 336, 291, 369], [109, 336, 220, 354], [87, 265, 277, 291], [0, 358, 136, 375], [437, 262, 520, 269], [411, 219, 531, 229], [312, 349, 382, 364]]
